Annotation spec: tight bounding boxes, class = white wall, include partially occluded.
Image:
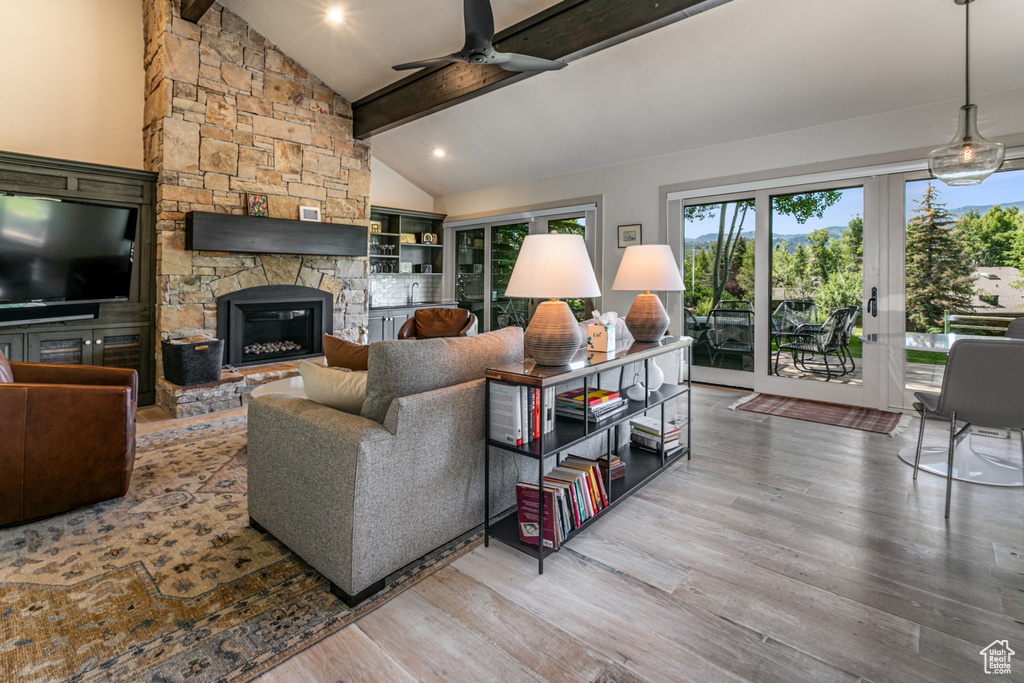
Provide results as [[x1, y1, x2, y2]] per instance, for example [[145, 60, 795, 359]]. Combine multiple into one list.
[[370, 157, 435, 213], [0, 0, 144, 169], [435, 88, 1024, 316]]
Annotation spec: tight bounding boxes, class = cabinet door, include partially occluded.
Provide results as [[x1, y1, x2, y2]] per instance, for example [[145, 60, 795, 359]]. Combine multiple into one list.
[[93, 326, 151, 381], [389, 310, 411, 339], [27, 330, 93, 365], [0, 333, 24, 361], [367, 314, 385, 343]]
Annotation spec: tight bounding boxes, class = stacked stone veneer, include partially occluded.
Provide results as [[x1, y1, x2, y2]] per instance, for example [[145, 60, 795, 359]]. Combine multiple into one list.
[[142, 0, 371, 415]]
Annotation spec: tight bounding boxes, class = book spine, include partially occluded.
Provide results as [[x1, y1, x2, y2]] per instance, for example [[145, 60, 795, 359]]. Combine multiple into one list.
[[516, 483, 559, 549]]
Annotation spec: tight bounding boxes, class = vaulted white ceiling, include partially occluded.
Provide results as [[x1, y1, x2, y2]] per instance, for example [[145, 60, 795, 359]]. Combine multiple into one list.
[[220, 0, 1024, 197]]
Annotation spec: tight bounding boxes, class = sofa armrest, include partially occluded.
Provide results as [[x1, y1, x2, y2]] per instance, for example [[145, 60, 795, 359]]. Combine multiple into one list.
[[11, 363, 138, 404], [247, 394, 395, 590]]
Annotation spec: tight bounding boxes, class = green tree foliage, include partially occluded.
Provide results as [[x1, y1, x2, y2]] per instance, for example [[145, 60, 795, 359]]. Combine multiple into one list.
[[905, 184, 975, 332], [841, 215, 863, 268], [956, 205, 1023, 267], [806, 228, 841, 282], [815, 269, 863, 320], [684, 191, 840, 311]]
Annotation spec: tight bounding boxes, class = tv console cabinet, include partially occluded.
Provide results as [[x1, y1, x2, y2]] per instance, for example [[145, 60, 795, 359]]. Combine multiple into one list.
[[0, 152, 157, 404], [484, 337, 692, 573]]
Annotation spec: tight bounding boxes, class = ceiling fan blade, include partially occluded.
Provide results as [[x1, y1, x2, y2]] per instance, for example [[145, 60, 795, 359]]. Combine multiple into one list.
[[392, 54, 463, 71], [492, 52, 567, 72], [463, 0, 495, 52]]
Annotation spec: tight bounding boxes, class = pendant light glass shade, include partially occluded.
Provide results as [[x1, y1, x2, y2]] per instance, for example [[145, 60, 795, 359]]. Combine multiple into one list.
[[928, 104, 1005, 186], [928, 0, 1004, 186]]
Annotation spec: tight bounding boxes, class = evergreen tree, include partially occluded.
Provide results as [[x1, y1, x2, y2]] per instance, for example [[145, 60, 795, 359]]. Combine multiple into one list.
[[905, 184, 975, 332]]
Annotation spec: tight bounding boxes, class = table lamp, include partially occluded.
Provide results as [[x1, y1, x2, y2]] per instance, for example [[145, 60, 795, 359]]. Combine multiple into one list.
[[612, 244, 685, 343], [505, 233, 602, 366]]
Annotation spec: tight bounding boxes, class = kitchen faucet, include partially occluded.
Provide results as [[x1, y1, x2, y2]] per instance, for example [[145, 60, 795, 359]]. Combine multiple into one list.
[[410, 281, 419, 305]]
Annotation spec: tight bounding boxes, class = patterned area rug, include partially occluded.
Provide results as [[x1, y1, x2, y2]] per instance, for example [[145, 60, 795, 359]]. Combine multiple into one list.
[[730, 393, 909, 435], [0, 416, 480, 682]]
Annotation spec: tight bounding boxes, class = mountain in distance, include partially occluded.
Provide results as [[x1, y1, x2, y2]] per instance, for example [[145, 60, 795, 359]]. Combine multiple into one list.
[[685, 227, 844, 252], [946, 200, 1024, 216]]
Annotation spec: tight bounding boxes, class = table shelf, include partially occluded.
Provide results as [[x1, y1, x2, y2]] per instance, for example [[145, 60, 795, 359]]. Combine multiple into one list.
[[484, 337, 693, 573]]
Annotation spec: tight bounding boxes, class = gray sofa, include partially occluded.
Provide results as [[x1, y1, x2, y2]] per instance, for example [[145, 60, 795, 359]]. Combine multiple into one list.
[[247, 325, 681, 605]]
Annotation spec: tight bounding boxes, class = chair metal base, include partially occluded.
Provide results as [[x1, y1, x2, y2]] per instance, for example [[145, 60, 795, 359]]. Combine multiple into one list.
[[899, 432, 1024, 487]]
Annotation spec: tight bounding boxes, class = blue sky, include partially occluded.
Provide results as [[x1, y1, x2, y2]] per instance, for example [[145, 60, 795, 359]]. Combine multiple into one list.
[[684, 168, 1024, 239]]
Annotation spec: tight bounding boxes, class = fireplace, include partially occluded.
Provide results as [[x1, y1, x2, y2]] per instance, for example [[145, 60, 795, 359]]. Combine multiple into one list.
[[217, 285, 333, 367]]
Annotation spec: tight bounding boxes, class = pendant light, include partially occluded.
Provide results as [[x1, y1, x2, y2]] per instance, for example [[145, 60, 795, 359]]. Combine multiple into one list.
[[928, 0, 1005, 186]]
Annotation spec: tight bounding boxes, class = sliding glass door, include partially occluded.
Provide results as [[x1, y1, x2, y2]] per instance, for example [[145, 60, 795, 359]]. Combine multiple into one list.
[[674, 178, 883, 406], [445, 205, 597, 333]]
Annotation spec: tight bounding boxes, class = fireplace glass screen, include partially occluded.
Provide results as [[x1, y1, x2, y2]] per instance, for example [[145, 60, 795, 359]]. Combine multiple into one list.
[[239, 304, 315, 363]]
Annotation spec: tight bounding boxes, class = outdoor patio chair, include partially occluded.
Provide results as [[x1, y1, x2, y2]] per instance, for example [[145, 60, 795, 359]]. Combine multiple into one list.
[[912, 338, 1024, 518], [684, 308, 712, 362], [774, 306, 853, 380], [714, 300, 753, 311], [1005, 317, 1024, 340], [837, 305, 860, 374], [707, 307, 754, 369], [770, 300, 818, 350]]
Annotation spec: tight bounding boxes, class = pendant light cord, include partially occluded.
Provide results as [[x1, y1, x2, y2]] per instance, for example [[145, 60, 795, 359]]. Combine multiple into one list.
[[964, 0, 971, 107]]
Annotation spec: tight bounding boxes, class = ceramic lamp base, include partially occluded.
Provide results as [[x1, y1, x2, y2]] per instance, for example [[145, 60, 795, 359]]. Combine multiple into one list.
[[524, 300, 583, 366], [624, 293, 670, 342]]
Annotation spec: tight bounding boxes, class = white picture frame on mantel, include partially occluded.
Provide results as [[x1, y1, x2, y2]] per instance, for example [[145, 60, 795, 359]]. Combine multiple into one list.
[[299, 205, 321, 222]]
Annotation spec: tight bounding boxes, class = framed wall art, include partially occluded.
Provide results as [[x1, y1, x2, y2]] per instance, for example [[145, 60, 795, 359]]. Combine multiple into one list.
[[618, 224, 641, 248], [246, 193, 269, 217], [299, 205, 321, 222]]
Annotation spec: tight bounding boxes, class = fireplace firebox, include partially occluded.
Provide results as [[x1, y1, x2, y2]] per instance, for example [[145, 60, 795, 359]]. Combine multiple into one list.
[[217, 285, 333, 367]]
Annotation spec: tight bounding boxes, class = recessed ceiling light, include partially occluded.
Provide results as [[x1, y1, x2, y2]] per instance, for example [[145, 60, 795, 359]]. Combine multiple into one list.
[[433, 148, 446, 158], [327, 8, 343, 23]]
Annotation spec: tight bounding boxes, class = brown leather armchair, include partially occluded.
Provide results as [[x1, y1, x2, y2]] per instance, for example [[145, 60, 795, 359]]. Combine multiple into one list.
[[396, 307, 477, 339], [0, 350, 138, 526]]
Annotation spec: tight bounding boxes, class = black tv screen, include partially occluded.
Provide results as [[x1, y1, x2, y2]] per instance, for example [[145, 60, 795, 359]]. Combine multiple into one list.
[[0, 195, 137, 307]]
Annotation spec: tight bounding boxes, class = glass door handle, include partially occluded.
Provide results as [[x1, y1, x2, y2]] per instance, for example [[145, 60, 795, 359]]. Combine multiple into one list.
[[867, 287, 878, 317]]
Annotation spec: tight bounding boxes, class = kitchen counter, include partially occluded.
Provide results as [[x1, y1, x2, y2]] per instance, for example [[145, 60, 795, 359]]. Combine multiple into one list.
[[370, 301, 458, 311]]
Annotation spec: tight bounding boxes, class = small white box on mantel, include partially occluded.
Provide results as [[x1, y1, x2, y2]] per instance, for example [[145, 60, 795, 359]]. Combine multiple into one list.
[[587, 324, 615, 352]]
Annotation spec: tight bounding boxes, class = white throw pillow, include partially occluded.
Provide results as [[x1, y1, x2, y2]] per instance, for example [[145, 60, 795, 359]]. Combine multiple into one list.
[[297, 359, 367, 414]]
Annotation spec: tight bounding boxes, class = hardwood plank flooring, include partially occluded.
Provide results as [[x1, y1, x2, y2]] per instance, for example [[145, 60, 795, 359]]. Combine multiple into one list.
[[237, 385, 1024, 681]]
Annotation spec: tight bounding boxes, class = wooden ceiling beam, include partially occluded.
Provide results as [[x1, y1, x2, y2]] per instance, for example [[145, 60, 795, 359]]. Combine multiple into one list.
[[181, 0, 217, 24], [352, 0, 732, 140]]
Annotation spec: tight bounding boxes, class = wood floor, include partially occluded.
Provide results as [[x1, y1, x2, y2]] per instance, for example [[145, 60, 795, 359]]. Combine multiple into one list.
[[235, 387, 1023, 681]]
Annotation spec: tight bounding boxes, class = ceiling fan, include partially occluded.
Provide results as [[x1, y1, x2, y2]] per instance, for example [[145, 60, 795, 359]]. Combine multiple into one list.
[[392, 0, 567, 73]]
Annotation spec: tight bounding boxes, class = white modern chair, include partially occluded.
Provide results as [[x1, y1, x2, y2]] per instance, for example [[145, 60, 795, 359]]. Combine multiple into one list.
[[913, 338, 1024, 518]]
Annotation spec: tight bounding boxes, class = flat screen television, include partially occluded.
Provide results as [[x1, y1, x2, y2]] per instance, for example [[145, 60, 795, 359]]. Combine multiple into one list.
[[0, 194, 138, 309]]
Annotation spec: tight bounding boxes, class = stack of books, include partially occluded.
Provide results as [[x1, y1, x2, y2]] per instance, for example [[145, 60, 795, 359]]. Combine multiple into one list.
[[488, 382, 557, 446], [554, 388, 626, 423], [630, 416, 682, 453], [571, 452, 625, 480], [516, 455, 609, 548]]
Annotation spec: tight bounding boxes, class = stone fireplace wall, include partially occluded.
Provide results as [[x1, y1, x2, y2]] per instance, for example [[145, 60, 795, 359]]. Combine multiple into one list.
[[142, 0, 370, 367]]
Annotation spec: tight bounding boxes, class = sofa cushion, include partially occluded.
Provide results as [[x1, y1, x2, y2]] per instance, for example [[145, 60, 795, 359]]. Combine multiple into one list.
[[0, 349, 12, 383], [360, 326, 524, 424], [298, 360, 367, 414], [323, 333, 369, 371]]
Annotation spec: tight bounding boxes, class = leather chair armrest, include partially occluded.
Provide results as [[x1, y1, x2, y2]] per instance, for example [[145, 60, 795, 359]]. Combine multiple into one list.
[[395, 318, 416, 339], [11, 363, 138, 404], [458, 313, 477, 337]]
